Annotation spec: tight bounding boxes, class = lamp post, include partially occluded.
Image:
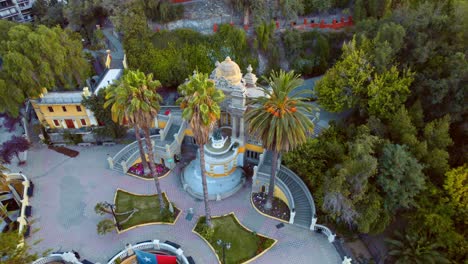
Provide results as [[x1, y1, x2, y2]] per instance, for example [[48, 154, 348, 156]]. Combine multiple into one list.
[[103, 201, 121, 230], [217, 239, 231, 264]]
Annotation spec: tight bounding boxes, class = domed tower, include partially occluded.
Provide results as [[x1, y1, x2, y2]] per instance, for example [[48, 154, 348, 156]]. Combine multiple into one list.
[[183, 57, 254, 201]]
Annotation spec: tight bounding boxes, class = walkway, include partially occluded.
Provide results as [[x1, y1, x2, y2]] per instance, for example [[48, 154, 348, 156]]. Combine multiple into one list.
[[18, 145, 340, 263]]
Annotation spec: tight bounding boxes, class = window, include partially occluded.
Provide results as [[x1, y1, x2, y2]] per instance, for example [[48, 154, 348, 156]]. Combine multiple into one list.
[[62, 106, 67, 112], [48, 106, 54, 112], [76, 106, 82, 112], [53, 120, 60, 127], [80, 119, 86, 126]]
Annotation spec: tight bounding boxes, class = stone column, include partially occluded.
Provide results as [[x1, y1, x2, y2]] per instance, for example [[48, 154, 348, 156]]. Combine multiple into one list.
[[310, 216, 317, 230], [61, 120, 67, 128], [126, 243, 134, 255], [231, 116, 237, 139], [153, 240, 160, 250], [107, 156, 114, 169], [121, 160, 127, 172], [239, 117, 245, 143], [289, 208, 296, 224], [72, 119, 79, 128]]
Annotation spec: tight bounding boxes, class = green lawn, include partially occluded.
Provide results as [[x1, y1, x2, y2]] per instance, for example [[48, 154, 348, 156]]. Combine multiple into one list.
[[114, 190, 179, 230], [194, 214, 275, 264]]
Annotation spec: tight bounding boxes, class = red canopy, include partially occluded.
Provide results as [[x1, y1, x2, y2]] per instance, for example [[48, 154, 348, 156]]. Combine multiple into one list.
[[156, 254, 177, 264]]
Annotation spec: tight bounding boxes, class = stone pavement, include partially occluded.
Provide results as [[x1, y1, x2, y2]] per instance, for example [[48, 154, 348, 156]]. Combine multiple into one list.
[[16, 145, 340, 263]]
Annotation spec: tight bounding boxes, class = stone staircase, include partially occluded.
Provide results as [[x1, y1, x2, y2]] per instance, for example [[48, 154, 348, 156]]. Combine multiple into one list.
[[254, 150, 316, 229], [109, 114, 185, 174]]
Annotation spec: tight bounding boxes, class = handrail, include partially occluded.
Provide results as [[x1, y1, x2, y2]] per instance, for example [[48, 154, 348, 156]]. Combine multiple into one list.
[[32, 254, 64, 264], [256, 171, 295, 210], [279, 165, 316, 218], [107, 240, 189, 264], [159, 114, 173, 141], [315, 224, 336, 242]]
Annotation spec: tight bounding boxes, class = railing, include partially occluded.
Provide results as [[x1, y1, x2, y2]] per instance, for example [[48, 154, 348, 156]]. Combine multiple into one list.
[[159, 114, 173, 141], [107, 240, 190, 264], [255, 170, 295, 210], [315, 224, 335, 242], [279, 165, 316, 218], [176, 121, 187, 144], [5, 173, 30, 235], [32, 254, 64, 264]]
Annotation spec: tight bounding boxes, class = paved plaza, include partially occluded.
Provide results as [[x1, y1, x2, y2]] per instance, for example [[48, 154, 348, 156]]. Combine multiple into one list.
[[14, 144, 340, 263]]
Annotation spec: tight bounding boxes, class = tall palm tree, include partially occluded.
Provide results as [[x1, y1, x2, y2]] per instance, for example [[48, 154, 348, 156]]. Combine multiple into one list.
[[105, 70, 165, 211], [386, 231, 450, 264], [246, 70, 315, 210], [105, 83, 150, 175], [177, 71, 225, 227]]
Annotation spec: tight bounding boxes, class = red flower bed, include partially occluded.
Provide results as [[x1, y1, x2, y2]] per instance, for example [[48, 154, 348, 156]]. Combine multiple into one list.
[[127, 162, 170, 179]]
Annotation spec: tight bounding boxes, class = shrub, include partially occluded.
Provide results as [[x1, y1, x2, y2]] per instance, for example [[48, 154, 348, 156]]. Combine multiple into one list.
[[63, 131, 83, 145]]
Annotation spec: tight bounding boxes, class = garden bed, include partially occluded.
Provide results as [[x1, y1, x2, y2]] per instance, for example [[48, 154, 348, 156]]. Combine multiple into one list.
[[127, 162, 170, 179], [193, 213, 276, 264], [114, 190, 180, 232], [252, 192, 290, 222], [48, 146, 79, 157]]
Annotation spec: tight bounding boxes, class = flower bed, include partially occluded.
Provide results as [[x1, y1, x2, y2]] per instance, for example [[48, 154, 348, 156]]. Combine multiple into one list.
[[252, 192, 290, 221], [194, 213, 276, 264], [115, 190, 180, 232], [127, 162, 170, 179]]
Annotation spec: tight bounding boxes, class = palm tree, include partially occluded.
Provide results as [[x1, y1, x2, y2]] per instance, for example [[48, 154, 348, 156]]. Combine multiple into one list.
[[245, 70, 315, 210], [105, 83, 150, 175], [177, 71, 225, 227], [105, 70, 165, 211], [386, 231, 450, 264]]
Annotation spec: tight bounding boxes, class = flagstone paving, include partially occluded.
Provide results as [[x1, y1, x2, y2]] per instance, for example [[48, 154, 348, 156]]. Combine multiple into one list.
[[17, 145, 340, 264]]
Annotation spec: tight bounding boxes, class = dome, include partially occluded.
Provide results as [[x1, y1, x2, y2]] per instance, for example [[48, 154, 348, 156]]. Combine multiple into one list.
[[215, 57, 242, 85]]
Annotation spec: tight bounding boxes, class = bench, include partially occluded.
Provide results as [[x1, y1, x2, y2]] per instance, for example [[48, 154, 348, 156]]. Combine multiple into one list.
[[164, 240, 181, 249], [25, 206, 32, 217], [103, 142, 116, 146], [78, 143, 93, 147], [27, 181, 34, 197]]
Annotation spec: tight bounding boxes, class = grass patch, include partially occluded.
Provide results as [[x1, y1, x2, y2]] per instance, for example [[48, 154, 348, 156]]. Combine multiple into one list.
[[194, 213, 275, 264], [115, 190, 180, 231]]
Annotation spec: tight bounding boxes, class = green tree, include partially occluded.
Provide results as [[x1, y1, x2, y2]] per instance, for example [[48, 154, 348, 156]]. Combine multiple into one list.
[[316, 38, 413, 118], [278, 0, 304, 23], [255, 21, 276, 51], [377, 144, 425, 212], [246, 70, 315, 210], [177, 72, 225, 227], [422, 115, 452, 178], [104, 70, 165, 211], [0, 23, 90, 117], [81, 89, 128, 140], [322, 127, 384, 232], [386, 231, 450, 264], [102, 83, 149, 174], [96, 219, 115, 235], [443, 164, 467, 219], [0, 231, 43, 263]]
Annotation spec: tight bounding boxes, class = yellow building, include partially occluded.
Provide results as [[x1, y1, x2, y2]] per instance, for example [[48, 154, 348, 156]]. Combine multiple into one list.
[[31, 88, 98, 129]]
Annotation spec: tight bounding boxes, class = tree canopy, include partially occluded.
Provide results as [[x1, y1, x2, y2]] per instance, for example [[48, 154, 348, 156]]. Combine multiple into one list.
[[0, 22, 90, 117]]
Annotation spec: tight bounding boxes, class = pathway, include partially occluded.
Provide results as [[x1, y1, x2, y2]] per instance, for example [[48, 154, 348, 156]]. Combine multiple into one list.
[[16, 145, 340, 263]]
